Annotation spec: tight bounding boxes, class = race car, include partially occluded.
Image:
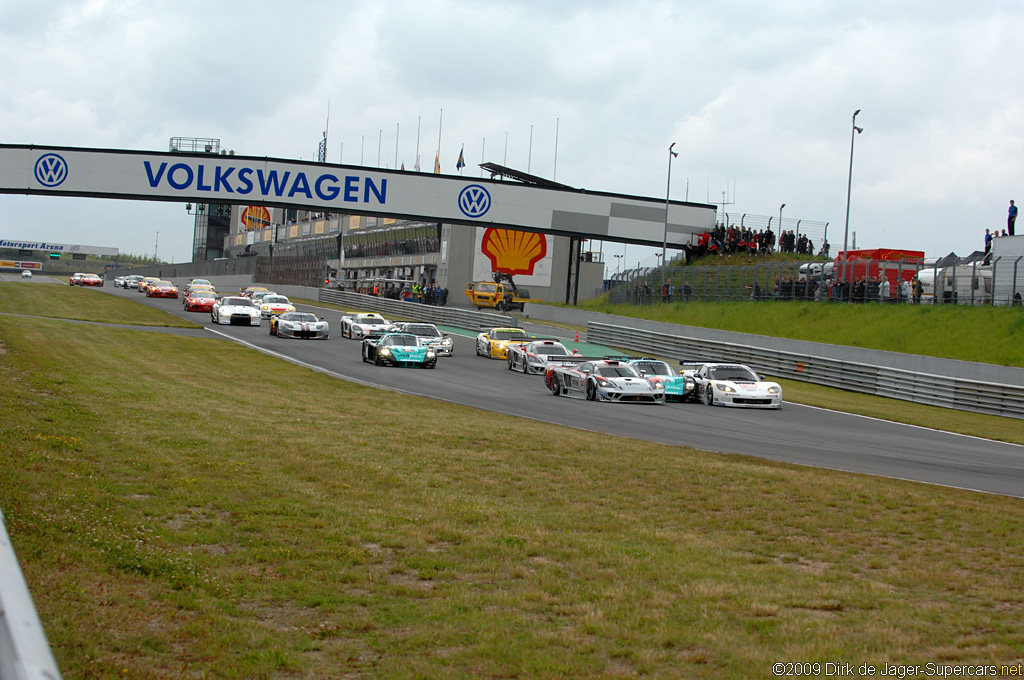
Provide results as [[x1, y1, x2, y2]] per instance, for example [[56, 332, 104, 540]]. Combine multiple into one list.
[[257, 295, 295, 318], [270, 312, 330, 339], [475, 327, 532, 360], [691, 362, 783, 409], [211, 296, 261, 326], [113, 275, 126, 287], [21, 270, 32, 278], [146, 280, 178, 298], [183, 279, 214, 297], [183, 285, 214, 306], [340, 312, 398, 340], [240, 286, 270, 298], [183, 289, 218, 312], [361, 332, 437, 368], [507, 339, 581, 374], [124, 275, 145, 289], [69, 272, 86, 285], [137, 277, 161, 294], [626, 358, 697, 403], [399, 322, 454, 356], [546, 359, 665, 403], [79, 273, 103, 287]]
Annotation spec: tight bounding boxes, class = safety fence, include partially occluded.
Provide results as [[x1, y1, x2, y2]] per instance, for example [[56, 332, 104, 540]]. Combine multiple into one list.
[[587, 322, 1024, 419], [608, 257, 1024, 306], [318, 289, 515, 330], [0, 508, 63, 680]]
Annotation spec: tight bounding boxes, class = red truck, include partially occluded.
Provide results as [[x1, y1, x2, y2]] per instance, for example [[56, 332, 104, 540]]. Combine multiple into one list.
[[831, 248, 925, 300]]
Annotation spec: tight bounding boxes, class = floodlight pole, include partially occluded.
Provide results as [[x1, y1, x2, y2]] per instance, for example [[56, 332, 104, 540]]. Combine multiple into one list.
[[661, 142, 678, 289], [842, 109, 863, 288]]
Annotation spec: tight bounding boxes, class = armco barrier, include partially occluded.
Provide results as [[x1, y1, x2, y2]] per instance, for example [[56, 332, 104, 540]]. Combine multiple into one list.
[[318, 290, 516, 330], [0, 508, 63, 680], [587, 322, 1024, 419]]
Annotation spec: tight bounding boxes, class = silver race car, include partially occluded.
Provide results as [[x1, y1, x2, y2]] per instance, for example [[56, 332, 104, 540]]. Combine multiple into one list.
[[546, 359, 665, 404], [691, 363, 783, 409], [270, 312, 329, 339]]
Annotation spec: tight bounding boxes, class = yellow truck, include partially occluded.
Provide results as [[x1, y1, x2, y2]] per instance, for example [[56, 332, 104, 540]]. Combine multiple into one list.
[[464, 273, 538, 312]]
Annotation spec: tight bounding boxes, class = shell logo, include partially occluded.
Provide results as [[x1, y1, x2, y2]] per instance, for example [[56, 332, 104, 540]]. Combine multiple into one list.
[[481, 228, 547, 276], [241, 206, 271, 231]]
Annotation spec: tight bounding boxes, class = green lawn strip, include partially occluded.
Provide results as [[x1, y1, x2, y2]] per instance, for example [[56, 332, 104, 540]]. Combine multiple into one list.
[[0, 282, 200, 328], [1, 316, 1022, 678], [552, 299, 1024, 368]]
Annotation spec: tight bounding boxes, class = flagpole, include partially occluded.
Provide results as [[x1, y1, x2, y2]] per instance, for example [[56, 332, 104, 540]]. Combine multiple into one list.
[[528, 124, 533, 173], [437, 108, 443, 167], [553, 117, 559, 181]]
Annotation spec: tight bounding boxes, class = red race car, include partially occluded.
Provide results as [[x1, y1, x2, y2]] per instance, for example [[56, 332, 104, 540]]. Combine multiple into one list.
[[183, 289, 217, 312], [146, 280, 179, 298], [79, 273, 103, 287]]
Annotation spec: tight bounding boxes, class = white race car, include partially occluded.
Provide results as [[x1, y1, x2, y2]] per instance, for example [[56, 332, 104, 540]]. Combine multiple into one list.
[[507, 339, 581, 374], [399, 322, 454, 356], [211, 296, 261, 326], [546, 359, 665, 404], [691, 363, 782, 409], [340, 312, 398, 339]]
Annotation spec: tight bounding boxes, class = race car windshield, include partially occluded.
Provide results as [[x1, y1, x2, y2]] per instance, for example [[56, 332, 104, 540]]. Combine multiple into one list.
[[224, 298, 253, 307], [596, 366, 639, 378], [406, 325, 440, 337], [385, 335, 418, 346], [711, 367, 759, 382], [192, 291, 216, 298], [287, 314, 318, 322], [358, 317, 385, 324], [634, 361, 674, 376], [263, 296, 289, 304], [491, 330, 528, 340], [537, 344, 569, 355]]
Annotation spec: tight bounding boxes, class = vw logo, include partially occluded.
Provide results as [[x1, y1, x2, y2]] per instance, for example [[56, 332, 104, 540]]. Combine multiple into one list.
[[458, 184, 492, 218], [34, 153, 69, 187]]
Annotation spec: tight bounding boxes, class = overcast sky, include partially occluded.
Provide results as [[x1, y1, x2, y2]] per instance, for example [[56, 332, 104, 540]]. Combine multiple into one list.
[[2, 0, 1022, 270]]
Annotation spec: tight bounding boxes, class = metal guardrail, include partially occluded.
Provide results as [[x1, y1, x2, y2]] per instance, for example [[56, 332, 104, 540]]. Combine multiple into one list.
[[318, 290, 519, 329], [587, 322, 1024, 419], [0, 508, 63, 680]]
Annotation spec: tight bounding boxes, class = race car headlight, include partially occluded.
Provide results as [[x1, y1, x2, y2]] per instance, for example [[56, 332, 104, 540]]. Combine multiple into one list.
[[442, 338, 452, 346], [715, 383, 736, 393], [653, 382, 665, 390], [426, 350, 436, 358], [598, 380, 612, 387], [287, 306, 295, 312], [767, 385, 781, 394], [262, 305, 269, 310], [685, 379, 695, 388], [380, 348, 392, 356]]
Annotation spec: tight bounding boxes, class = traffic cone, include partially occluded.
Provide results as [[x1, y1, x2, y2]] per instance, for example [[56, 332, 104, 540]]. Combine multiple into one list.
[[575, 330, 579, 343]]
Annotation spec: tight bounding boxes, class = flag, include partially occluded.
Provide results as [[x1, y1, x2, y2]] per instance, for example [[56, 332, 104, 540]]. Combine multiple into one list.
[[414, 154, 421, 172], [456, 145, 466, 171], [433, 152, 440, 174]]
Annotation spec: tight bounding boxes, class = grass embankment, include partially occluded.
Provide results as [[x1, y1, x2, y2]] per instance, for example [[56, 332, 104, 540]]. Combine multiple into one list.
[[566, 299, 1024, 368], [1, 290, 1023, 678], [0, 283, 200, 328]]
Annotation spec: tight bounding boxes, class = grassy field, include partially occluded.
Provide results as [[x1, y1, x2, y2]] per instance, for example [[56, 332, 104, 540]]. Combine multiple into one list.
[[0, 281, 200, 328], [1, 287, 1023, 678], [566, 298, 1024, 368]]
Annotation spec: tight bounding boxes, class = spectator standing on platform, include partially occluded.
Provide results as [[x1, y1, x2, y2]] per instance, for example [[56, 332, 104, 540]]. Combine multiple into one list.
[[985, 228, 993, 254], [1009, 200, 1018, 236]]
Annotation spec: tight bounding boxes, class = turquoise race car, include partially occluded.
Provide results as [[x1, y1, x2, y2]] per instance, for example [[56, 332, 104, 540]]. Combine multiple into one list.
[[361, 332, 438, 368]]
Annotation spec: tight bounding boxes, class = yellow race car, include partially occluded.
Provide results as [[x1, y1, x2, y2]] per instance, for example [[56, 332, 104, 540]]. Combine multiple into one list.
[[474, 327, 532, 360]]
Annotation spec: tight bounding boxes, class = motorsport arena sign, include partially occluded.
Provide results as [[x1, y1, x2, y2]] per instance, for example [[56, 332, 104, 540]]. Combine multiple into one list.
[[0, 144, 717, 247]]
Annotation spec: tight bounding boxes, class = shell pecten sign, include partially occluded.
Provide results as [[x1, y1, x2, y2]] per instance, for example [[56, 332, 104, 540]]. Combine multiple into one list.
[[480, 228, 548, 276]]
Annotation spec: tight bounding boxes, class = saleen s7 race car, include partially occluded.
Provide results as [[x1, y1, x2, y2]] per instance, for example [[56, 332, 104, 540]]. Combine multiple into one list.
[[507, 339, 580, 374], [691, 363, 782, 409], [475, 327, 532, 360], [211, 296, 261, 326], [340, 312, 399, 340], [626, 358, 697, 403], [270, 312, 329, 339], [362, 332, 437, 368], [399, 322, 454, 356], [546, 359, 665, 404]]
